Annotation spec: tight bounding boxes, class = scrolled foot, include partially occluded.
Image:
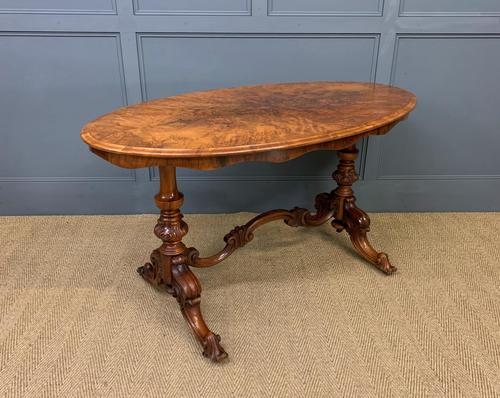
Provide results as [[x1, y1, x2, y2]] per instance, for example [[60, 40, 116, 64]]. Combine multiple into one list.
[[137, 263, 152, 277], [343, 202, 397, 275], [172, 261, 228, 362], [202, 333, 228, 362], [375, 253, 397, 275], [137, 249, 164, 285]]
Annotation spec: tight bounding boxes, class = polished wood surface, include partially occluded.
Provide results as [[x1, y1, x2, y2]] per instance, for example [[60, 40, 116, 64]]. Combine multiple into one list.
[[81, 81, 416, 362], [81, 82, 415, 170], [180, 146, 394, 274], [136, 145, 397, 362]]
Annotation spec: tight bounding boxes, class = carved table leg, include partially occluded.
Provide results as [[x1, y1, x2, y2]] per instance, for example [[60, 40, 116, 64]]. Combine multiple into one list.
[[331, 145, 396, 274], [137, 166, 228, 362]]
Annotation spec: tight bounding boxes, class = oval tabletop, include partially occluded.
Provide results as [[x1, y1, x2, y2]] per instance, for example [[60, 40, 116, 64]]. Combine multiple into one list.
[[81, 82, 416, 169]]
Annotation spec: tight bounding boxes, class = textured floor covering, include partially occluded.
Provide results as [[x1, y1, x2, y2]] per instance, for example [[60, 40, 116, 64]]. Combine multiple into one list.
[[0, 213, 499, 398]]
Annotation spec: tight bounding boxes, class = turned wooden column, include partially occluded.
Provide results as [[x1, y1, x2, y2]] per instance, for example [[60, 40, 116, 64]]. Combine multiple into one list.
[[137, 166, 227, 362], [331, 145, 360, 222], [136, 166, 187, 286]]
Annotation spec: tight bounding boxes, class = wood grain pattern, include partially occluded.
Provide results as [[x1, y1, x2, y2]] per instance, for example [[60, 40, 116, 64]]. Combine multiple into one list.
[[88, 120, 400, 170], [81, 82, 415, 170], [174, 145, 395, 275], [84, 81, 417, 362], [137, 144, 399, 362], [137, 166, 227, 361]]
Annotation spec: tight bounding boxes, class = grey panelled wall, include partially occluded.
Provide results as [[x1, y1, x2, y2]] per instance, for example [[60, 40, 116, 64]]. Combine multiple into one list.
[[0, 0, 499, 214]]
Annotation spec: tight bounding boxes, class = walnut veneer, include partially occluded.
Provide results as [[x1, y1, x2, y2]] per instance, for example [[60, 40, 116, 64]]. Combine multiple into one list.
[[81, 81, 416, 362]]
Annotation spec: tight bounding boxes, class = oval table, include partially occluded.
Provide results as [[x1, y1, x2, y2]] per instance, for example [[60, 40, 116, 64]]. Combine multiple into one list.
[[81, 82, 416, 362]]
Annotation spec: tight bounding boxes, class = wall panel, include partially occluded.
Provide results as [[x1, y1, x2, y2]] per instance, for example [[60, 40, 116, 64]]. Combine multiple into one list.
[[0, 0, 499, 213], [0, 33, 133, 182], [0, 0, 116, 14], [268, 0, 383, 16], [133, 0, 251, 16], [377, 35, 500, 180], [400, 0, 500, 17]]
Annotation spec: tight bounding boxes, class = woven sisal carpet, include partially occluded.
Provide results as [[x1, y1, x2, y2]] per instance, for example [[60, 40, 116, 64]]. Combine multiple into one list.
[[0, 213, 499, 398]]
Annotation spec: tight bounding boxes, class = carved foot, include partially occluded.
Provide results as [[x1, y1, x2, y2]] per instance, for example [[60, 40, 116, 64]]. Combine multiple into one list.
[[138, 166, 228, 362], [333, 201, 396, 275], [137, 249, 165, 286], [171, 261, 228, 362], [202, 333, 227, 362]]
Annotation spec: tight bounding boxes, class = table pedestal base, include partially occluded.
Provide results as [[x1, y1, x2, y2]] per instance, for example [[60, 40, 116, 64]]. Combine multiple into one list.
[[137, 144, 395, 362]]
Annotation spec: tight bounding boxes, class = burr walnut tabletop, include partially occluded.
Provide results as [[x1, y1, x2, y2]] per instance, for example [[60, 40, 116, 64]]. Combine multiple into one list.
[[81, 82, 416, 170], [81, 81, 416, 362]]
